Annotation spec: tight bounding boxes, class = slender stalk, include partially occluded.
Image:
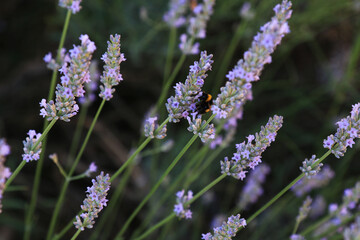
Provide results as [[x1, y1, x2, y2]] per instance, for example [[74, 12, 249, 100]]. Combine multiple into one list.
[[163, 27, 177, 83], [53, 214, 79, 240], [135, 174, 227, 240], [47, 99, 106, 239], [70, 229, 81, 240], [24, 10, 72, 240]]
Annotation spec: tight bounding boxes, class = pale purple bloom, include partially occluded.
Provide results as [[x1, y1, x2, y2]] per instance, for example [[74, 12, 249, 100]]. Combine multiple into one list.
[[85, 162, 97, 177], [163, 0, 187, 28], [187, 113, 215, 143], [221, 115, 283, 180], [79, 61, 100, 106], [174, 190, 193, 220], [99, 34, 126, 101], [59, 0, 82, 14], [343, 216, 360, 240], [0, 138, 11, 214], [300, 155, 323, 178], [40, 35, 95, 122], [323, 103, 360, 158], [22, 130, 42, 163], [213, 0, 292, 119], [290, 234, 305, 240], [144, 116, 167, 139], [74, 172, 110, 231], [202, 214, 246, 239], [292, 165, 334, 197], [296, 196, 312, 224]]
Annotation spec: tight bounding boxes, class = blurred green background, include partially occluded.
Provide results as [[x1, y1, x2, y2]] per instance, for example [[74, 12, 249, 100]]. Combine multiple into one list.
[[0, 0, 360, 239]]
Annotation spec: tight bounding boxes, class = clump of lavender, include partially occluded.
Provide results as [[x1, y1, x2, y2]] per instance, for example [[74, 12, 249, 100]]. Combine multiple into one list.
[[43, 48, 69, 71], [144, 116, 167, 139], [59, 0, 82, 14], [292, 165, 334, 197], [309, 195, 326, 219], [187, 113, 215, 142], [296, 196, 312, 226], [163, 0, 187, 28], [99, 34, 126, 101], [73, 172, 110, 231], [79, 61, 100, 106], [201, 214, 247, 240], [343, 216, 360, 240], [212, 0, 292, 119], [0, 139, 11, 214], [238, 164, 270, 209], [174, 189, 193, 219], [323, 103, 360, 158], [22, 130, 42, 162], [179, 0, 215, 54], [300, 155, 323, 178], [221, 115, 283, 180], [40, 34, 96, 122], [166, 51, 213, 122]]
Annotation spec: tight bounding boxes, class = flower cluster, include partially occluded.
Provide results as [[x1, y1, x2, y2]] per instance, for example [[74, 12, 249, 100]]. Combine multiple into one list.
[[212, 0, 292, 119], [299, 155, 323, 178], [43, 48, 69, 71], [201, 214, 246, 240], [163, 0, 187, 28], [85, 162, 98, 177], [292, 165, 334, 197], [99, 34, 126, 101], [22, 130, 42, 162], [187, 113, 215, 142], [79, 61, 100, 106], [144, 116, 167, 139], [179, 0, 215, 54], [323, 103, 360, 158], [59, 0, 82, 14], [173, 189, 193, 219], [0, 139, 11, 214], [343, 216, 360, 240], [74, 172, 111, 231], [221, 115, 283, 180], [40, 34, 96, 122], [166, 51, 213, 123], [238, 164, 270, 209], [296, 196, 312, 224]]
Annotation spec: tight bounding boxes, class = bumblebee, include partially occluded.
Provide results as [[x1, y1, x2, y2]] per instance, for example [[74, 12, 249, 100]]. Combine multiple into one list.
[[195, 92, 213, 114]]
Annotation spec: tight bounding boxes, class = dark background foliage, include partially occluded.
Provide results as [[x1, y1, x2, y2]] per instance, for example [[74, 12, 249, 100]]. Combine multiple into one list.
[[0, 0, 360, 239]]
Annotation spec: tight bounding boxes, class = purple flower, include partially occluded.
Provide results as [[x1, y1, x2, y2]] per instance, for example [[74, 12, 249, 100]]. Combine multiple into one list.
[[300, 155, 323, 178], [163, 0, 187, 28], [99, 34, 126, 101], [59, 0, 82, 14], [40, 35, 95, 122], [174, 190, 193, 220], [213, 0, 292, 119], [202, 214, 246, 239], [238, 164, 270, 209], [221, 115, 283, 180], [296, 196, 312, 224], [74, 172, 111, 231], [0, 138, 11, 213], [22, 130, 42, 163], [323, 102, 360, 158], [144, 116, 167, 139]]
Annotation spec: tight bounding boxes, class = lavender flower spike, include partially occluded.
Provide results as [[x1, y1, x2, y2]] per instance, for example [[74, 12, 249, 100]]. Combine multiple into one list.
[[221, 115, 283, 180], [144, 116, 167, 139], [201, 214, 247, 240], [212, 0, 292, 119], [174, 189, 193, 219], [300, 155, 323, 178], [22, 130, 42, 162], [40, 34, 96, 122], [0, 138, 11, 214], [99, 34, 126, 101], [74, 172, 111, 231], [166, 51, 213, 123], [323, 103, 360, 158], [163, 0, 187, 28], [59, 0, 82, 14]]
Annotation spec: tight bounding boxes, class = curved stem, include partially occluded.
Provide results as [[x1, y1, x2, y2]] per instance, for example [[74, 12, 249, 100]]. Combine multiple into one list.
[[47, 99, 106, 239], [70, 228, 82, 240]]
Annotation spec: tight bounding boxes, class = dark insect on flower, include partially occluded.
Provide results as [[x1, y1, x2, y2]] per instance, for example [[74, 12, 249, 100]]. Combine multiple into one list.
[[195, 91, 213, 114]]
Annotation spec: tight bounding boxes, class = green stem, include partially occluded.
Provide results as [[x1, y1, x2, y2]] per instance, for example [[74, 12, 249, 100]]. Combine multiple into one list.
[[110, 117, 170, 182], [47, 99, 106, 239], [163, 27, 177, 83], [69, 173, 87, 181], [24, 11, 72, 239], [135, 174, 227, 240], [53, 214, 80, 240], [70, 228, 81, 240], [115, 133, 200, 238]]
